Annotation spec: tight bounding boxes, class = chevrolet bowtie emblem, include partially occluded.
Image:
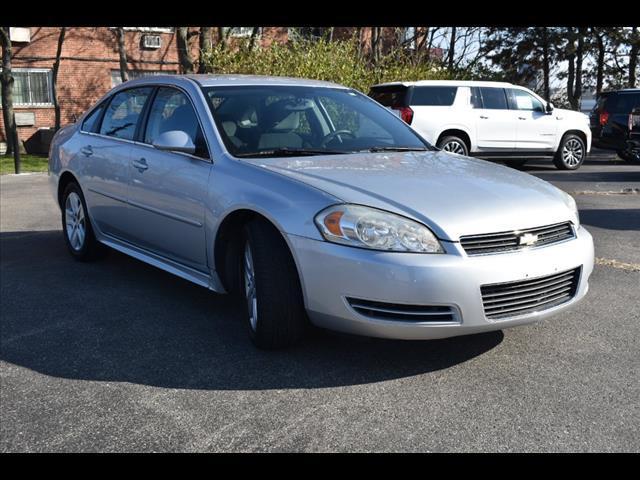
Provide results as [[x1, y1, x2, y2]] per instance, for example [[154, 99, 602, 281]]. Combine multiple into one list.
[[518, 233, 539, 246]]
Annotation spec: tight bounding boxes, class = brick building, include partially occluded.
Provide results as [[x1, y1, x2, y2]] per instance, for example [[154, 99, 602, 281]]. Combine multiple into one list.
[[1, 26, 439, 153]]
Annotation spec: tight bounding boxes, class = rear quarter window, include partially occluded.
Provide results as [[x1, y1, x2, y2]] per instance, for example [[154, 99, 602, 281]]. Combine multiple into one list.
[[612, 93, 640, 113], [368, 86, 409, 108], [409, 86, 458, 106]]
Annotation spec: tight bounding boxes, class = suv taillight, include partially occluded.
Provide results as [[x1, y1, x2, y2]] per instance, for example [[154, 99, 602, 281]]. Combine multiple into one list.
[[399, 106, 414, 125], [599, 111, 609, 127]]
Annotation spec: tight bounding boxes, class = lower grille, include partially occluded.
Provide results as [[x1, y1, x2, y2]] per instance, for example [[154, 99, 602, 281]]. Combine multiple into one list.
[[481, 267, 581, 320], [346, 298, 458, 323], [460, 222, 575, 255]]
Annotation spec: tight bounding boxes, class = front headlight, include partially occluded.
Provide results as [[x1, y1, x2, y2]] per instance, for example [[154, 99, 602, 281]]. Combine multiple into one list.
[[314, 204, 444, 253]]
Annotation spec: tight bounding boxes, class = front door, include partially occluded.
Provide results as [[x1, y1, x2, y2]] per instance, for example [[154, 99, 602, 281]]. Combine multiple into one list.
[[126, 87, 212, 272], [508, 88, 558, 151]]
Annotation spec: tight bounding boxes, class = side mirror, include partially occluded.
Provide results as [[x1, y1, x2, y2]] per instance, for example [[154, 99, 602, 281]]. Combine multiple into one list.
[[546, 102, 554, 114], [152, 130, 196, 155]]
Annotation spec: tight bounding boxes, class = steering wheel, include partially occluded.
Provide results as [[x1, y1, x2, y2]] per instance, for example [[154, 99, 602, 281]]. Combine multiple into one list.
[[321, 129, 355, 147]]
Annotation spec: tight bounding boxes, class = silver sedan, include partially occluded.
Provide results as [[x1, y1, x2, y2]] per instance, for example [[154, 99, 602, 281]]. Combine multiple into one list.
[[49, 75, 594, 349]]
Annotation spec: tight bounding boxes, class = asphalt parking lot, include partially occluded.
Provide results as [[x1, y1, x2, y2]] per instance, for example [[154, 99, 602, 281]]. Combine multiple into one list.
[[1, 150, 638, 452]]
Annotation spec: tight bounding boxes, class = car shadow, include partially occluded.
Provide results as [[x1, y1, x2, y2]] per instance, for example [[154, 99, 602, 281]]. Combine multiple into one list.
[[0, 230, 503, 391], [579, 209, 640, 231]]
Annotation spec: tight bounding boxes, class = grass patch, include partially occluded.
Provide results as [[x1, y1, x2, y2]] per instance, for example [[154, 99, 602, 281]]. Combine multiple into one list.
[[1, 154, 48, 175]]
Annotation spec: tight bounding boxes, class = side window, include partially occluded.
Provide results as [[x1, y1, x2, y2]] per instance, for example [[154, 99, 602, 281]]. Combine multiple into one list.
[[510, 89, 545, 113], [99, 87, 152, 140], [479, 87, 508, 110], [470, 87, 483, 109], [81, 103, 105, 133], [144, 87, 209, 159], [409, 86, 457, 106]]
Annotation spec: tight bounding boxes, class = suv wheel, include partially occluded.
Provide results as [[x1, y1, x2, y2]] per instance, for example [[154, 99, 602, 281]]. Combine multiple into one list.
[[437, 136, 469, 156], [240, 218, 308, 349], [554, 134, 586, 170], [617, 149, 640, 163], [61, 182, 105, 261]]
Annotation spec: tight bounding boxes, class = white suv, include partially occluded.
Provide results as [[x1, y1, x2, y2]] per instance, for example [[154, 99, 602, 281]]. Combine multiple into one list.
[[369, 80, 592, 170]]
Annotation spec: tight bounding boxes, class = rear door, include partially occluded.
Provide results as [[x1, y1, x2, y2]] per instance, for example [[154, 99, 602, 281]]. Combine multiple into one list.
[[126, 86, 212, 271], [80, 87, 153, 240], [474, 87, 516, 150], [507, 88, 557, 151]]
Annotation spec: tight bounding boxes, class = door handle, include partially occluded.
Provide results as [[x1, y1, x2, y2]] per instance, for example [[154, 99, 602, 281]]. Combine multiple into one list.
[[518, 116, 527, 120], [479, 115, 489, 119], [80, 146, 93, 156], [132, 158, 148, 172]]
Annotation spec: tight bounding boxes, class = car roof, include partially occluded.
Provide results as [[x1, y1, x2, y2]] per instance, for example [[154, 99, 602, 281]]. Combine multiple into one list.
[[186, 74, 347, 89], [114, 74, 350, 91], [371, 80, 515, 89]]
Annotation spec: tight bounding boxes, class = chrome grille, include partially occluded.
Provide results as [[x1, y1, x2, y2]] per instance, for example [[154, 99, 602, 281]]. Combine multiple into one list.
[[346, 298, 458, 323], [460, 222, 575, 255], [481, 267, 581, 320]]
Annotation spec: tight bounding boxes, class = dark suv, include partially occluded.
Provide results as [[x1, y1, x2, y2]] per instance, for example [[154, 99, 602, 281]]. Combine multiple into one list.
[[590, 88, 640, 161]]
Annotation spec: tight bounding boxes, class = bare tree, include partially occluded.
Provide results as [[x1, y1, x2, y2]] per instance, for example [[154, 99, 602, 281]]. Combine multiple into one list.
[[52, 27, 66, 130], [0, 27, 21, 172], [248, 27, 260, 51], [176, 27, 195, 74], [370, 27, 382, 64], [448, 27, 457, 70], [198, 27, 212, 73], [114, 27, 128, 82], [629, 26, 639, 88]]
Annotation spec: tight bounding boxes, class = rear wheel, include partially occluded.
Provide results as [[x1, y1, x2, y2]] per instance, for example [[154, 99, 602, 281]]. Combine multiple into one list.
[[554, 134, 586, 170], [239, 218, 308, 349], [437, 136, 469, 156], [617, 149, 640, 163], [61, 182, 105, 261]]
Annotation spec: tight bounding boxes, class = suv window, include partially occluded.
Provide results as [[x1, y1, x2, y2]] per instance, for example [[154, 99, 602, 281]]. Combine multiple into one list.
[[100, 87, 152, 140], [368, 85, 409, 108], [470, 87, 483, 108], [409, 86, 457, 106], [509, 89, 545, 112], [610, 93, 640, 113], [479, 87, 508, 110], [144, 87, 209, 158], [81, 102, 105, 133]]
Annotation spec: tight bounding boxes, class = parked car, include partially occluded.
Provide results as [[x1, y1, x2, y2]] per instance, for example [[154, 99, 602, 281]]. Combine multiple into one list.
[[368, 80, 592, 170], [626, 106, 640, 163], [49, 75, 594, 349], [589, 89, 640, 162]]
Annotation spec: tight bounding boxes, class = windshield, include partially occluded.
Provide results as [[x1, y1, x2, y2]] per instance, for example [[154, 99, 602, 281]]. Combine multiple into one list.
[[202, 85, 431, 157]]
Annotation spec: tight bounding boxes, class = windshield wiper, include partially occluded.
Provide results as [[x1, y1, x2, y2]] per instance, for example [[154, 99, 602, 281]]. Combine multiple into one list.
[[235, 148, 350, 158], [362, 146, 430, 153]]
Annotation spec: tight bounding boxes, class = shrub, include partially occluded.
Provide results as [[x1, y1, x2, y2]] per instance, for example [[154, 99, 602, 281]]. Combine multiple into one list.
[[201, 38, 453, 93]]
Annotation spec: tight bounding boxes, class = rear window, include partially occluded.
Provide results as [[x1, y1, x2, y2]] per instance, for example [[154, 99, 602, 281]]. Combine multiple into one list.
[[368, 86, 409, 108], [409, 86, 458, 106], [610, 93, 640, 113], [479, 87, 508, 110]]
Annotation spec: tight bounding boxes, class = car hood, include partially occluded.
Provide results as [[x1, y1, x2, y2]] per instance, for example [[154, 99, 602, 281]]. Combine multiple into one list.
[[252, 150, 577, 241]]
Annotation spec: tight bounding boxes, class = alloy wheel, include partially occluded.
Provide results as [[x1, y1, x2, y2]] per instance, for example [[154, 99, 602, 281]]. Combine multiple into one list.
[[442, 140, 466, 155], [65, 192, 86, 251], [243, 242, 258, 331], [562, 138, 584, 167]]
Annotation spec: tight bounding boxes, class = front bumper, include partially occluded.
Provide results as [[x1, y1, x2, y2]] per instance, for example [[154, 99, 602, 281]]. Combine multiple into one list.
[[288, 226, 594, 340]]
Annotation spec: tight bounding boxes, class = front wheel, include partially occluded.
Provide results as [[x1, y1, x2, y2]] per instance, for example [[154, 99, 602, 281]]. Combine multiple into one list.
[[240, 218, 308, 349], [437, 136, 469, 156], [617, 149, 640, 163], [554, 134, 586, 170]]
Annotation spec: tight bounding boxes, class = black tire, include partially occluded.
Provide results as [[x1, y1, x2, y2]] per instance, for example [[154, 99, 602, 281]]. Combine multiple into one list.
[[617, 149, 640, 163], [239, 218, 308, 349], [437, 136, 469, 156], [505, 159, 528, 169], [61, 182, 106, 261], [554, 134, 586, 170]]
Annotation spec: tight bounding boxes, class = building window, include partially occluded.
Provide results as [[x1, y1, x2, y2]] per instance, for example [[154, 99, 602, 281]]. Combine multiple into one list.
[[110, 70, 177, 88], [7, 69, 54, 106], [226, 27, 260, 38]]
